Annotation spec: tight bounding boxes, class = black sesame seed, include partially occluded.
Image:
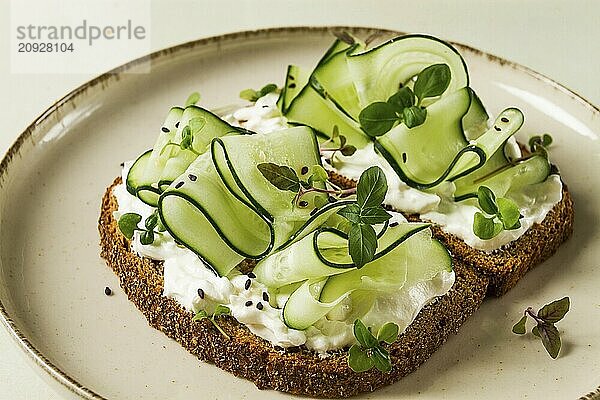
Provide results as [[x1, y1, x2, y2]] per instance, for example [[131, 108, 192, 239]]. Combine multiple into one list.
[[197, 288, 205, 299], [501, 117, 509, 123], [244, 279, 251, 290], [494, 126, 501, 131], [402, 152, 407, 163], [390, 221, 399, 227], [161, 127, 170, 133], [256, 302, 264, 310], [288, 83, 296, 89], [288, 75, 295, 81], [120, 162, 124, 167], [310, 208, 318, 216], [175, 181, 184, 189], [245, 300, 253, 307], [262, 105, 269, 108], [301, 166, 309, 175], [175, 122, 180, 128], [188, 174, 197, 182], [104, 286, 112, 296], [328, 196, 337, 203], [248, 272, 256, 279], [299, 200, 309, 208], [262, 292, 269, 302]]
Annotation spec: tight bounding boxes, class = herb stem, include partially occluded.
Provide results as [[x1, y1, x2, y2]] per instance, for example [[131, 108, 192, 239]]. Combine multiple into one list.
[[525, 307, 544, 324]]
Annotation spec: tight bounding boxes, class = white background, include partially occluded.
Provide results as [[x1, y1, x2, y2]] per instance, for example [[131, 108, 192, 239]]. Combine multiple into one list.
[[0, 0, 598, 398]]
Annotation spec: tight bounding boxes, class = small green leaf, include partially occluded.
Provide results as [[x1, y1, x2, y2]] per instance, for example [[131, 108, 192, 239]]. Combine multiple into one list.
[[188, 117, 206, 134], [387, 86, 414, 112], [532, 325, 541, 338], [348, 223, 377, 268], [359, 206, 392, 225], [353, 319, 378, 348], [180, 125, 193, 150], [239, 88, 259, 102], [357, 166, 388, 208], [512, 315, 527, 335], [542, 133, 553, 147], [348, 344, 374, 372], [337, 204, 362, 224], [184, 91, 201, 106], [377, 322, 399, 344], [473, 212, 503, 240], [528, 135, 541, 152], [118, 213, 142, 240], [538, 297, 570, 323], [213, 304, 231, 317], [477, 186, 498, 215], [140, 230, 154, 245], [537, 322, 561, 359], [359, 102, 399, 137], [340, 145, 357, 156], [257, 163, 300, 192], [144, 212, 159, 230], [258, 83, 278, 97], [413, 63, 451, 102], [402, 106, 427, 128], [371, 346, 392, 373], [308, 165, 329, 184], [497, 197, 521, 230], [192, 310, 209, 321], [331, 125, 340, 141]]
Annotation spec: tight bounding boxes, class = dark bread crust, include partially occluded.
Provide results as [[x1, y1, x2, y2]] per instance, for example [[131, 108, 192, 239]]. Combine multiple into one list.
[[99, 178, 488, 398], [328, 172, 574, 297]]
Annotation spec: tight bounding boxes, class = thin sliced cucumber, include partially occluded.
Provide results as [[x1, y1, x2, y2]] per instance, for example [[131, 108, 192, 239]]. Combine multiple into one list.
[[211, 126, 327, 246], [346, 34, 469, 110], [454, 154, 551, 201], [277, 65, 310, 114], [254, 221, 430, 288], [126, 149, 161, 206], [159, 152, 273, 276]]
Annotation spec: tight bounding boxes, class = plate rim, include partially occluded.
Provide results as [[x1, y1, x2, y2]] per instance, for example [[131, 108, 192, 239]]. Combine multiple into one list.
[[0, 25, 598, 400]]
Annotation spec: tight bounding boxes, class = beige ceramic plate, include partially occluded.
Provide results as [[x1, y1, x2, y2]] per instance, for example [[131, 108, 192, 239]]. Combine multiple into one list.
[[1, 27, 599, 400]]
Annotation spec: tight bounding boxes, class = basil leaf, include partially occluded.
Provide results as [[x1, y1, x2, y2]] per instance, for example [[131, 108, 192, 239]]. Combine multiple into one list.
[[348, 223, 377, 268], [477, 186, 498, 215], [413, 63, 451, 102], [497, 197, 521, 229], [184, 91, 201, 107], [259, 83, 278, 97], [387, 86, 414, 112], [512, 315, 527, 335], [337, 204, 362, 224], [357, 166, 388, 209], [118, 213, 142, 240], [340, 145, 357, 156], [377, 322, 399, 344], [359, 206, 392, 225], [473, 212, 503, 240], [192, 310, 209, 321], [359, 102, 399, 137], [371, 346, 392, 373], [353, 319, 378, 348], [257, 163, 300, 192], [348, 344, 374, 372], [213, 304, 231, 317], [402, 106, 427, 128], [537, 297, 570, 323], [140, 230, 154, 245], [537, 322, 561, 359], [239, 88, 259, 102], [144, 212, 159, 230]]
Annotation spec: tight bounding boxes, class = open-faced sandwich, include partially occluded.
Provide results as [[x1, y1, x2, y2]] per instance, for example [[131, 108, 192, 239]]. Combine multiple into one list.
[[98, 33, 573, 398]]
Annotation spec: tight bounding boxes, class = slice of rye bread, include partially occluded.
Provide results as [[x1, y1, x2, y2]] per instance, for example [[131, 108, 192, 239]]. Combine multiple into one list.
[[99, 177, 489, 398], [328, 171, 575, 297]]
